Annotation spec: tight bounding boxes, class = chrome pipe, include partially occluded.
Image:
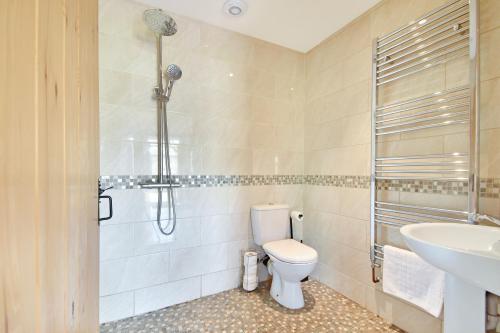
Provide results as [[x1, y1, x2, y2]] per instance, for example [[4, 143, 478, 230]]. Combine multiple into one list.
[[377, 0, 464, 42], [376, 118, 468, 136], [139, 183, 182, 189], [377, 1, 468, 48], [375, 219, 409, 228], [378, 9, 469, 56], [376, 161, 467, 167], [376, 176, 468, 181], [375, 214, 423, 224], [376, 94, 469, 118], [377, 42, 468, 80], [376, 153, 468, 160], [376, 95, 470, 118], [377, 0, 465, 43], [474, 214, 500, 226], [375, 201, 468, 215], [369, 38, 378, 271], [156, 36, 164, 184], [376, 85, 469, 111], [376, 102, 469, 124], [376, 110, 469, 130], [377, 35, 469, 75], [377, 50, 468, 86], [467, 0, 480, 224], [376, 16, 469, 61], [376, 169, 467, 174], [375, 207, 469, 223]]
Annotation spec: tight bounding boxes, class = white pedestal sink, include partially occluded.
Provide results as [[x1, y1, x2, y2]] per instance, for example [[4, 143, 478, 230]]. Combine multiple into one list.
[[400, 223, 500, 333]]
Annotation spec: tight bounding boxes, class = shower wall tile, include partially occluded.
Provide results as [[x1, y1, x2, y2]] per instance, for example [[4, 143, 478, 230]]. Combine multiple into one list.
[[100, 252, 170, 296], [100, 140, 135, 175], [99, 33, 156, 78], [134, 277, 201, 315], [100, 223, 135, 261], [132, 217, 201, 255], [200, 214, 250, 245], [99, 69, 156, 108], [168, 242, 242, 282], [100, 104, 157, 143], [201, 268, 241, 297], [99, 292, 135, 324]]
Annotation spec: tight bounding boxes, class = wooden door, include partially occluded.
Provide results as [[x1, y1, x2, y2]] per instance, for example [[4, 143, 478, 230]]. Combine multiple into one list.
[[0, 0, 99, 332]]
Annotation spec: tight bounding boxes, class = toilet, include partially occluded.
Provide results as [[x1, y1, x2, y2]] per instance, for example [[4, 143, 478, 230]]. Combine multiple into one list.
[[251, 204, 318, 309]]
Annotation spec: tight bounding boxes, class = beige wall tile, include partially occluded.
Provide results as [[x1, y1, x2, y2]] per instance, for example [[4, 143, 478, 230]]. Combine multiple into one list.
[[306, 62, 344, 101], [480, 128, 500, 177], [480, 77, 500, 130], [365, 286, 443, 333], [251, 40, 305, 80], [480, 27, 500, 81], [480, 0, 500, 33], [377, 136, 444, 157], [342, 47, 372, 89]]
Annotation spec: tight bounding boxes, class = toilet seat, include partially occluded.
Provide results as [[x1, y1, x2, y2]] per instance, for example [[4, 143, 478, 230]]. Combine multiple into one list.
[[263, 239, 318, 264]]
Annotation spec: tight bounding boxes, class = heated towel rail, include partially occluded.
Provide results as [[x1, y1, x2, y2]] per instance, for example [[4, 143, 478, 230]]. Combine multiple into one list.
[[370, 0, 480, 282]]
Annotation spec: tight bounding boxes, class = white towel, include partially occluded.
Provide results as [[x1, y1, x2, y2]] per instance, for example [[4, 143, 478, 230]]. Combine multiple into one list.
[[383, 245, 445, 317]]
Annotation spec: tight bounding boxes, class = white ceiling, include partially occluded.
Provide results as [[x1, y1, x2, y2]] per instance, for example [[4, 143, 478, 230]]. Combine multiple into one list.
[[136, 0, 381, 53]]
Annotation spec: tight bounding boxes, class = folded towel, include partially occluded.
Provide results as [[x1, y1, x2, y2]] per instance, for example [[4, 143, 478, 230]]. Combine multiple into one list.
[[383, 245, 445, 317]]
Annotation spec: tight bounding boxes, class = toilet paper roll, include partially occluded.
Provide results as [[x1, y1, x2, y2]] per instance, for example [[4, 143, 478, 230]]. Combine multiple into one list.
[[243, 280, 258, 291], [245, 265, 257, 276], [290, 210, 304, 222], [244, 251, 258, 267], [291, 211, 304, 242], [243, 275, 258, 283]]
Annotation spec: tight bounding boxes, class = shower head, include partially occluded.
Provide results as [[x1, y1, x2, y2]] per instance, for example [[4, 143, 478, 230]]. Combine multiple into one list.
[[165, 64, 182, 81], [143, 9, 177, 36], [163, 64, 182, 101]]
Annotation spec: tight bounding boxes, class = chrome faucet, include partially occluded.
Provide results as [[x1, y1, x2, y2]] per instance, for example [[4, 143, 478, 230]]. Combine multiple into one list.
[[473, 213, 500, 226]]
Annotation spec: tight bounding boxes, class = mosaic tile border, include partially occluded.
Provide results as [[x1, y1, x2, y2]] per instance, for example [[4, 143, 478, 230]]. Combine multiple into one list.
[[480, 178, 500, 198], [303, 175, 370, 188], [376, 179, 469, 196], [100, 174, 500, 198], [100, 174, 304, 189], [377, 178, 500, 198]]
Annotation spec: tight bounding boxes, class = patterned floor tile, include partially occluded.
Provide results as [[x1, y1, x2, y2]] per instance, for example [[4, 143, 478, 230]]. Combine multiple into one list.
[[100, 280, 404, 333]]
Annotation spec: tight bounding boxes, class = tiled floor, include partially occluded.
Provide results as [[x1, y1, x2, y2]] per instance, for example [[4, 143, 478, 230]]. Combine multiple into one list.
[[100, 280, 404, 333]]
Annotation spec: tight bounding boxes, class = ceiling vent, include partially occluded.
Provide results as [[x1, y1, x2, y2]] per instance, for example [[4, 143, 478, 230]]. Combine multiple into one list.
[[223, 0, 248, 17]]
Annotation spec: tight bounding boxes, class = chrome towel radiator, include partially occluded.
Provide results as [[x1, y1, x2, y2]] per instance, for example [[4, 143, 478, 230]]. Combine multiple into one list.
[[370, 0, 480, 282]]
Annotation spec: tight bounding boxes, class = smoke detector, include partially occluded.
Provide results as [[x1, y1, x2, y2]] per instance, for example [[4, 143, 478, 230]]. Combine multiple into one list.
[[223, 0, 248, 17]]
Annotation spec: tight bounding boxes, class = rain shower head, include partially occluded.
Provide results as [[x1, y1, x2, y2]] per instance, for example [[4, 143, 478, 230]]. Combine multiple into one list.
[[143, 9, 177, 36], [165, 64, 182, 81]]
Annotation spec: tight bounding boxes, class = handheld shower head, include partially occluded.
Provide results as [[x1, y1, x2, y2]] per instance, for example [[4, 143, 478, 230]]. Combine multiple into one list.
[[165, 64, 182, 81], [143, 9, 177, 36], [163, 64, 182, 101]]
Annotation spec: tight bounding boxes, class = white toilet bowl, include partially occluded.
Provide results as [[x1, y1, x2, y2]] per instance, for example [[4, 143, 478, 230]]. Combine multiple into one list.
[[263, 239, 318, 309]]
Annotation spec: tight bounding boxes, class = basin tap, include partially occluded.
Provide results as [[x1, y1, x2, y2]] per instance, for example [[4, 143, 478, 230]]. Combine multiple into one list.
[[473, 213, 500, 226]]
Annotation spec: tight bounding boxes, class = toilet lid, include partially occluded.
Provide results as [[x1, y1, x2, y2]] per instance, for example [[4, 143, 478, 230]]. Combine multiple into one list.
[[263, 239, 318, 264]]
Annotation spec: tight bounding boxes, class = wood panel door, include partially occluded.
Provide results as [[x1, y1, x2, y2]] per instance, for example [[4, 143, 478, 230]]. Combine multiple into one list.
[[0, 0, 99, 332]]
